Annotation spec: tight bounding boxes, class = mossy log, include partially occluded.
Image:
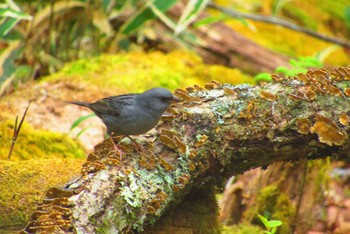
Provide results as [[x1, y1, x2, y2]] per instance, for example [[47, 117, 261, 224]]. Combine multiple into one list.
[[22, 66, 350, 233]]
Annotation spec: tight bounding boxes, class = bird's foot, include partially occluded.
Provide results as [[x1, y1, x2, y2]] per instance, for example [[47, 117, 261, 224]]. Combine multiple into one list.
[[110, 136, 124, 161], [126, 136, 147, 153]]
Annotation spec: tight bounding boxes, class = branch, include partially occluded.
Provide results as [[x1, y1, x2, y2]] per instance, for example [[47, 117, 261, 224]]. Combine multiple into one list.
[[22, 67, 350, 233], [208, 3, 350, 48]]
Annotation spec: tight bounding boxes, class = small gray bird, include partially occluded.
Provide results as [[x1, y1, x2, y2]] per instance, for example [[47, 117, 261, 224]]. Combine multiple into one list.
[[67, 88, 179, 154]]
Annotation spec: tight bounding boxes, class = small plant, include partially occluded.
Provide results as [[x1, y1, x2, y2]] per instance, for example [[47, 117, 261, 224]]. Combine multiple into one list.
[[257, 213, 282, 234], [275, 56, 323, 77], [254, 55, 323, 83], [254, 72, 273, 83]]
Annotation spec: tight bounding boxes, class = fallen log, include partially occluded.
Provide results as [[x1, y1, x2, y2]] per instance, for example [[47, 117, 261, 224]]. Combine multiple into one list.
[[22, 66, 350, 233]]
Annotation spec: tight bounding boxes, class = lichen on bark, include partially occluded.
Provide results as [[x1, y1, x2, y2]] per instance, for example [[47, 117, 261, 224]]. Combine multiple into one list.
[[22, 66, 350, 233]]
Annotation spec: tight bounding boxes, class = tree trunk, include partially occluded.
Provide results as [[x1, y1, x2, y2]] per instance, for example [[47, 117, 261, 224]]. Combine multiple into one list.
[[22, 66, 350, 233]]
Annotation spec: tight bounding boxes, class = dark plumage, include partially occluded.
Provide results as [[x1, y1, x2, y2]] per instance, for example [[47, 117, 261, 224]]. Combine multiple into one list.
[[67, 88, 179, 137]]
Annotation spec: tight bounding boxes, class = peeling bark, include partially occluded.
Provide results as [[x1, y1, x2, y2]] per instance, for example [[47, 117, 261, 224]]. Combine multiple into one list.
[[22, 66, 350, 233]]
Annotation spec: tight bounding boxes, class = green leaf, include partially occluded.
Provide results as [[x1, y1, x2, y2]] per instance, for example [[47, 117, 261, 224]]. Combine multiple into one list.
[[121, 0, 177, 35], [257, 213, 270, 228], [0, 40, 21, 96], [146, 0, 177, 30], [268, 220, 283, 227], [76, 127, 91, 138], [0, 3, 32, 37], [193, 14, 228, 27], [175, 0, 209, 35], [70, 113, 96, 131], [0, 8, 32, 20], [270, 226, 277, 234], [0, 17, 19, 38]]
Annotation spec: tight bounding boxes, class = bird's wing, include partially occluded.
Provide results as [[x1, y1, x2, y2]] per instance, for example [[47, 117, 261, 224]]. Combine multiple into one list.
[[90, 93, 136, 116]]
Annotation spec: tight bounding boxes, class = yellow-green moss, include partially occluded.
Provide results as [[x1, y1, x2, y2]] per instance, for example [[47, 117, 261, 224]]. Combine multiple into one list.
[[0, 158, 84, 231], [44, 50, 253, 93], [0, 120, 85, 160]]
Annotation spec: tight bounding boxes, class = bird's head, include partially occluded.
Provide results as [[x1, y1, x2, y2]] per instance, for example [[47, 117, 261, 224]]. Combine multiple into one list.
[[137, 88, 180, 115]]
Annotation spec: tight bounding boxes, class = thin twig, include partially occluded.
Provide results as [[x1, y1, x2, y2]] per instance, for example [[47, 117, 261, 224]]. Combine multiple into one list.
[[208, 3, 350, 48], [7, 116, 19, 160], [7, 102, 31, 160]]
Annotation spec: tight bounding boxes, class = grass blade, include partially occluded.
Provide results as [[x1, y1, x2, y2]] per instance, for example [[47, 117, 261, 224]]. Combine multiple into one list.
[[70, 113, 95, 131]]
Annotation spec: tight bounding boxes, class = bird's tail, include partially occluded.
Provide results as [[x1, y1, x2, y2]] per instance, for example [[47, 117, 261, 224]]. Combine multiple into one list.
[[65, 101, 92, 108]]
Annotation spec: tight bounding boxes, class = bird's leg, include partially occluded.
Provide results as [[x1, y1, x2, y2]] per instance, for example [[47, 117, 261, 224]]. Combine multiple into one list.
[[126, 136, 146, 153], [110, 133, 124, 160]]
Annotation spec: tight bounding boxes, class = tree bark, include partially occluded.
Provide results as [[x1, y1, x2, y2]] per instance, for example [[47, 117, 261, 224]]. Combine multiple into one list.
[[22, 66, 350, 233]]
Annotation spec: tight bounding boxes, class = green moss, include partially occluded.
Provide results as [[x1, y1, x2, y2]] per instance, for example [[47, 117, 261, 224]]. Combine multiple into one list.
[[43, 50, 253, 92], [272, 194, 296, 234], [0, 119, 85, 230], [0, 158, 84, 231], [0, 120, 85, 160]]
